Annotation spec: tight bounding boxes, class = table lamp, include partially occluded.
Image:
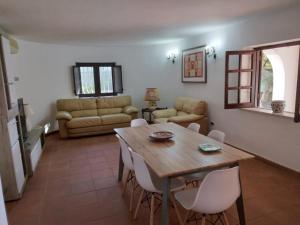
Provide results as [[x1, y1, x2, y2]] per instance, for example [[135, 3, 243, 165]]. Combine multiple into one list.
[[144, 88, 160, 109]]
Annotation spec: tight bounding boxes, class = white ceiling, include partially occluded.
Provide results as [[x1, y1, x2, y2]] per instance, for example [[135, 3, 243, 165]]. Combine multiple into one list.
[[0, 0, 298, 45]]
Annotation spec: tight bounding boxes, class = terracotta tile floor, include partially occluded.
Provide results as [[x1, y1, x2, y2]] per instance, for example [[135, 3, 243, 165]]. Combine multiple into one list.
[[6, 133, 300, 225]]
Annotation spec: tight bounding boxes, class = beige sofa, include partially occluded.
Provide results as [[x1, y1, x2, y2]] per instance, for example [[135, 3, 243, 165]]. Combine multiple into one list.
[[56, 96, 138, 138], [152, 97, 208, 135]]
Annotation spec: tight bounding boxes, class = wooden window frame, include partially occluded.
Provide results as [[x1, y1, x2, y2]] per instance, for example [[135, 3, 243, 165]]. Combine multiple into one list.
[[225, 40, 300, 122], [225, 50, 258, 109], [74, 62, 119, 97]]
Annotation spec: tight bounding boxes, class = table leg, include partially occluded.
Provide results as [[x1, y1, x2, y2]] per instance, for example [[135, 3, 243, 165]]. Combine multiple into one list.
[[161, 177, 170, 225], [117, 148, 124, 182], [236, 164, 246, 225]]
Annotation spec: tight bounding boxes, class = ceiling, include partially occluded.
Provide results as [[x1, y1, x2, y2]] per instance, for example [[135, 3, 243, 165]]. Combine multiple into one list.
[[0, 0, 297, 45]]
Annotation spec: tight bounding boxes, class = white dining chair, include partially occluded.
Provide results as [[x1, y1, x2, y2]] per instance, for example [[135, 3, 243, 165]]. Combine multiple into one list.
[[187, 123, 201, 133], [116, 134, 136, 212], [175, 167, 240, 225], [130, 150, 185, 225], [207, 130, 226, 143], [131, 118, 148, 127]]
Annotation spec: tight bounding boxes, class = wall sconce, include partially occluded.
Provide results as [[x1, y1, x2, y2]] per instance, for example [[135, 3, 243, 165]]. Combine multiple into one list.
[[166, 49, 179, 64], [205, 46, 217, 60]]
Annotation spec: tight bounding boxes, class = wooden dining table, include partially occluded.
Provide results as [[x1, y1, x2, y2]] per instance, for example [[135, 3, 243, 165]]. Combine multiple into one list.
[[115, 122, 254, 225]]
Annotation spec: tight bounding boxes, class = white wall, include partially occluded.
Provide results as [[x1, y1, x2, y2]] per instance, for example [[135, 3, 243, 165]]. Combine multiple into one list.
[[176, 4, 300, 172], [13, 3, 300, 172], [14, 41, 184, 131]]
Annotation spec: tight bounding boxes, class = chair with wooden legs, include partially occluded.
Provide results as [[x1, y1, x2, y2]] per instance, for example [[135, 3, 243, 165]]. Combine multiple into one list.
[[116, 134, 137, 212], [131, 118, 148, 127], [175, 167, 241, 225], [130, 150, 185, 225]]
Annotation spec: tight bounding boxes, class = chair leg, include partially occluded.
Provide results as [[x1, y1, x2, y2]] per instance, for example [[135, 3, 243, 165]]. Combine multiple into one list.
[[122, 170, 131, 196], [134, 189, 145, 219], [201, 215, 205, 225], [170, 194, 183, 225], [150, 193, 155, 225], [223, 212, 230, 225], [129, 178, 135, 212], [183, 210, 191, 225]]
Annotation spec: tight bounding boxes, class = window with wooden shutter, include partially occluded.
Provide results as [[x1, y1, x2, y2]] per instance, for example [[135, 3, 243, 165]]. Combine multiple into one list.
[[225, 50, 259, 109], [72, 62, 123, 97]]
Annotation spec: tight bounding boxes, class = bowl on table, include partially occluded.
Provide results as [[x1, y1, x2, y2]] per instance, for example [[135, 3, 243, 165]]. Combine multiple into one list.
[[149, 131, 175, 141]]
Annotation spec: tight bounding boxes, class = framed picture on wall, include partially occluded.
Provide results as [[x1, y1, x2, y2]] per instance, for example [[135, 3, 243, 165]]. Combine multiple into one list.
[[182, 45, 207, 83]]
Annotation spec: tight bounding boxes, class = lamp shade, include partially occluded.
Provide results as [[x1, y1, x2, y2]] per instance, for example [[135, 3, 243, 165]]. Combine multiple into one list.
[[144, 88, 160, 101]]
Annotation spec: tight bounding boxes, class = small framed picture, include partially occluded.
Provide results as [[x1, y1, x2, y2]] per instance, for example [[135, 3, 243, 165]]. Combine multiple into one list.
[[182, 45, 207, 83]]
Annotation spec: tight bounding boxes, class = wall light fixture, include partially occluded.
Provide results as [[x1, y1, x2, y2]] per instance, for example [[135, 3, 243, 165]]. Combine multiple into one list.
[[166, 49, 179, 64]]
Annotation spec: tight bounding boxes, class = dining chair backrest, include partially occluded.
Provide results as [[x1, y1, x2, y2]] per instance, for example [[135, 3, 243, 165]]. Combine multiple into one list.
[[116, 134, 134, 170], [208, 130, 225, 143], [187, 123, 201, 133], [131, 118, 148, 127], [131, 150, 158, 193], [191, 166, 240, 214]]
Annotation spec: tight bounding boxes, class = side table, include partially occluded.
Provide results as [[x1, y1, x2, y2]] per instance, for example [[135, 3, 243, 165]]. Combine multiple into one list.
[[142, 107, 167, 124]]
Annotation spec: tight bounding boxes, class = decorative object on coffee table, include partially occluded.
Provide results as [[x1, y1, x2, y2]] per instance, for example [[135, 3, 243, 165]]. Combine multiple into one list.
[[144, 88, 160, 109], [182, 45, 207, 83], [142, 107, 167, 124], [271, 100, 285, 113]]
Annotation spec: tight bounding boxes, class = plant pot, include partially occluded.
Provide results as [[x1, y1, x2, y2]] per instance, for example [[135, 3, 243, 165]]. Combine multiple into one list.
[[271, 100, 285, 113]]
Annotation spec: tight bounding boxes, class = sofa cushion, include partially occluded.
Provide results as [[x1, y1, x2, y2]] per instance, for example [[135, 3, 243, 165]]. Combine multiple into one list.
[[57, 99, 97, 112], [97, 96, 131, 109], [153, 118, 169, 124], [71, 109, 98, 118], [66, 116, 102, 129], [101, 113, 131, 125], [152, 108, 177, 119], [176, 111, 188, 116], [168, 114, 204, 123], [174, 97, 207, 115], [98, 108, 123, 115]]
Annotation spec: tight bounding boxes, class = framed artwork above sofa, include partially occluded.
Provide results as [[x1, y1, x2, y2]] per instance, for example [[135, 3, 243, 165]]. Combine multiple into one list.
[[182, 45, 207, 83]]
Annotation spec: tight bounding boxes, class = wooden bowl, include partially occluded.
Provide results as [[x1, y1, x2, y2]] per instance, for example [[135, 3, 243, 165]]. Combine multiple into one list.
[[149, 131, 175, 141]]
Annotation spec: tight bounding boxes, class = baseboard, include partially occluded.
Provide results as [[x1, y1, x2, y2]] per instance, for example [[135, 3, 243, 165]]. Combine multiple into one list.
[[225, 142, 300, 176]]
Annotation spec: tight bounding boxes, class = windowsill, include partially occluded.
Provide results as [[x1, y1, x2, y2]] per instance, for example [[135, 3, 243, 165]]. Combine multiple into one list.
[[241, 107, 294, 119]]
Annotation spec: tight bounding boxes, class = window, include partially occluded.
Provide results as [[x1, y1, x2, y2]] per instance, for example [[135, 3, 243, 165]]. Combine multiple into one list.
[[72, 63, 123, 97], [225, 41, 300, 122]]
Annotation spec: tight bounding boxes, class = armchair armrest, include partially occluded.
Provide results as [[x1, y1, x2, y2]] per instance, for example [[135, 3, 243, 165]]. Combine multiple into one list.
[[56, 111, 72, 121], [152, 108, 177, 119], [123, 106, 139, 114], [168, 114, 203, 123]]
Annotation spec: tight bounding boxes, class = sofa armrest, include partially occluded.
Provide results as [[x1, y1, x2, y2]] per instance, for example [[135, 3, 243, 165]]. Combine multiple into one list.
[[168, 114, 203, 123], [123, 106, 139, 114], [56, 111, 72, 121], [152, 108, 177, 119]]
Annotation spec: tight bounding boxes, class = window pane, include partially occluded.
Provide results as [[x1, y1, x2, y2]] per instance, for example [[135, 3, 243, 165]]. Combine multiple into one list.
[[80, 67, 95, 94], [240, 89, 251, 103], [99, 67, 113, 93], [228, 55, 239, 70], [240, 72, 252, 86], [241, 54, 252, 70], [228, 73, 238, 88], [228, 90, 238, 104]]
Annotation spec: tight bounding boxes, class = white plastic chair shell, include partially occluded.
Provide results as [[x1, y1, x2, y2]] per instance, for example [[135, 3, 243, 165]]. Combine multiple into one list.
[[131, 118, 148, 127], [176, 167, 241, 215], [130, 150, 159, 193], [116, 134, 134, 170], [208, 130, 225, 143], [187, 123, 201, 133]]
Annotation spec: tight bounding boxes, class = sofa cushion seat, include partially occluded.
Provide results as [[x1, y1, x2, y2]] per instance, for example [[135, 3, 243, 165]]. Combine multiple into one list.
[[153, 118, 169, 124], [67, 116, 102, 129], [168, 114, 204, 123], [101, 113, 131, 125]]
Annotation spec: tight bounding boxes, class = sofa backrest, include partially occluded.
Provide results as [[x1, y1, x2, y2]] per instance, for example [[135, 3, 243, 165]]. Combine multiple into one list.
[[56, 96, 132, 117], [174, 96, 207, 115]]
